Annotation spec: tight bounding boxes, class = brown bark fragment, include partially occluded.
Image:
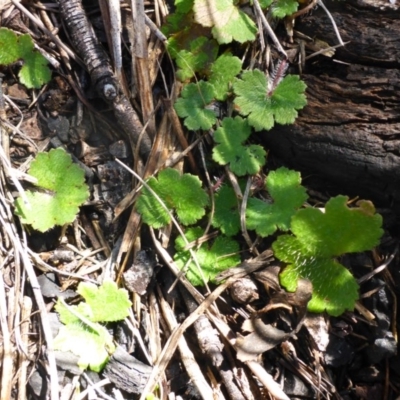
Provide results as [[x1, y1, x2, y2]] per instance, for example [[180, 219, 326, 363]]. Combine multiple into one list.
[[261, 0, 400, 209]]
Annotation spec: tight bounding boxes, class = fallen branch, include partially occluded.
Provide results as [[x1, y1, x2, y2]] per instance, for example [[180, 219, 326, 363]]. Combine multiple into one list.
[[56, 0, 152, 160]]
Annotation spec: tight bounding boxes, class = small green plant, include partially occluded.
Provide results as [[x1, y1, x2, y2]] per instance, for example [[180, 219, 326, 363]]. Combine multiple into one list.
[[134, 0, 384, 317], [137, 165, 383, 315], [0, 27, 51, 88], [14, 148, 89, 232], [53, 280, 132, 372], [273, 196, 383, 316]]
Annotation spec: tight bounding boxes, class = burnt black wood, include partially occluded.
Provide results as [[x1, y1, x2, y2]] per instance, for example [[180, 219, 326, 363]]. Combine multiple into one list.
[[261, 0, 400, 210]]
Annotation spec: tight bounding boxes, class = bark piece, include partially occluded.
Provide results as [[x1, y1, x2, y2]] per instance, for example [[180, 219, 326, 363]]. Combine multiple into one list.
[[123, 249, 157, 295], [103, 346, 152, 394], [261, 0, 400, 210]]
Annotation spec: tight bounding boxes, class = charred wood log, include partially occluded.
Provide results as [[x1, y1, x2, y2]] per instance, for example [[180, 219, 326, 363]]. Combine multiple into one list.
[[57, 0, 152, 160], [261, 0, 400, 210]]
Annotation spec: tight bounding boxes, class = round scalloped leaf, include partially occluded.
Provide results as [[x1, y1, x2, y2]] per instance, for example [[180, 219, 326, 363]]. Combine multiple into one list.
[[53, 321, 115, 372], [273, 195, 383, 316], [289, 195, 383, 258], [77, 280, 132, 322], [246, 167, 307, 237], [280, 258, 359, 316], [174, 36, 218, 81], [233, 70, 307, 131], [174, 81, 217, 130], [14, 148, 89, 232], [19, 50, 52, 89], [193, 0, 257, 44], [271, 0, 299, 18], [0, 29, 51, 89], [0, 28, 20, 64], [209, 53, 243, 100], [212, 116, 266, 176], [137, 168, 209, 228]]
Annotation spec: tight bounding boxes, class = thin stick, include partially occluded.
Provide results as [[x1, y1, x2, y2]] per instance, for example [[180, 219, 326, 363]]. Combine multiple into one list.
[[253, 0, 287, 58], [157, 286, 217, 400], [317, 0, 345, 46], [0, 265, 14, 400]]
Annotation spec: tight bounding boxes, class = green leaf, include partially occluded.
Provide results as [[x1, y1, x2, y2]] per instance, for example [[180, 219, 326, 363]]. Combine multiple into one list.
[[19, 48, 52, 89], [233, 70, 307, 131], [0, 28, 51, 88], [53, 321, 115, 372], [174, 81, 217, 130], [55, 300, 93, 325], [137, 168, 209, 228], [175, 0, 195, 13], [246, 167, 307, 237], [77, 280, 132, 322], [208, 53, 242, 100], [212, 116, 267, 176], [174, 227, 240, 286], [193, 0, 257, 44], [53, 279, 131, 372], [170, 36, 218, 81], [271, 0, 299, 18], [212, 184, 241, 236], [273, 195, 383, 316], [0, 28, 19, 64], [14, 148, 89, 232], [259, 0, 273, 7]]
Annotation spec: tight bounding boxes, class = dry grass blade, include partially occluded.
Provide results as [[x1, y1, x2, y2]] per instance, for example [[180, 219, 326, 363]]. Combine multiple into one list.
[[157, 285, 219, 400], [16, 296, 32, 400], [0, 265, 14, 400], [141, 234, 272, 398], [0, 186, 59, 400]]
